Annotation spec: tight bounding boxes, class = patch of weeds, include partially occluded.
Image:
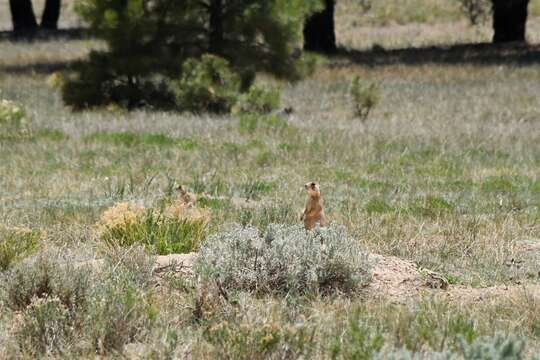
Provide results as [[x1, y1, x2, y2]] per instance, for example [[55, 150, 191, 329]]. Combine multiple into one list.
[[14, 296, 74, 356], [0, 226, 40, 271], [278, 142, 299, 154], [188, 175, 229, 196], [233, 84, 280, 114], [389, 301, 478, 353], [196, 223, 372, 295], [255, 150, 277, 167], [446, 274, 461, 285], [480, 176, 515, 193], [197, 196, 233, 210], [240, 180, 275, 200], [85, 131, 178, 147], [202, 312, 315, 359], [42, 203, 100, 225], [1, 249, 93, 312], [87, 246, 157, 354], [407, 195, 455, 218], [238, 114, 289, 134], [238, 202, 297, 231], [35, 128, 68, 141], [239, 114, 260, 134], [176, 137, 199, 150], [331, 307, 385, 359], [97, 201, 208, 254], [350, 75, 380, 121], [459, 332, 525, 359], [364, 198, 393, 214], [0, 99, 31, 140]]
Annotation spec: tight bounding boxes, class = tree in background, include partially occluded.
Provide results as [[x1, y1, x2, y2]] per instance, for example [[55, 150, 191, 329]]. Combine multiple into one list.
[[9, 0, 62, 32], [9, 0, 38, 32], [41, 0, 62, 30], [63, 0, 319, 110], [492, 0, 529, 43], [303, 0, 336, 53]]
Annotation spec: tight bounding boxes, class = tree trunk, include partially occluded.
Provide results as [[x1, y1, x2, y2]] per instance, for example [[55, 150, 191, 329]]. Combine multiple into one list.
[[9, 0, 38, 33], [209, 0, 224, 54], [303, 0, 336, 54], [41, 0, 61, 30], [492, 0, 529, 43]]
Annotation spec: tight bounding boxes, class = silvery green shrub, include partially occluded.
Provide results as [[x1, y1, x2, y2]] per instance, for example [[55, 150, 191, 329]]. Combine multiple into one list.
[[459, 332, 526, 360], [196, 224, 371, 295]]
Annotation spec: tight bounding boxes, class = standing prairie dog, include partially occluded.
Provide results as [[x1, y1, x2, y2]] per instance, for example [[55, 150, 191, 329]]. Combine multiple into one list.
[[176, 185, 197, 205], [301, 182, 327, 230]]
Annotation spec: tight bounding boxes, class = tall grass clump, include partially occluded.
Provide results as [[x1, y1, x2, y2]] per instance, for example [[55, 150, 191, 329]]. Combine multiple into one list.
[[97, 201, 208, 254], [0, 226, 40, 271], [350, 76, 380, 122], [196, 224, 371, 295], [1, 246, 157, 357], [0, 99, 31, 140], [87, 246, 157, 354], [233, 84, 281, 114]]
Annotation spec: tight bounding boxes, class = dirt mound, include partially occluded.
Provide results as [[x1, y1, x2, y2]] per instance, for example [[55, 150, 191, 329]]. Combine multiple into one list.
[[366, 254, 540, 304], [81, 251, 539, 303]]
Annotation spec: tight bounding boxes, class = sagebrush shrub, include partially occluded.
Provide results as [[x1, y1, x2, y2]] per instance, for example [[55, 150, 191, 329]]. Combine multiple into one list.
[[233, 84, 281, 114], [196, 224, 371, 295], [0, 226, 40, 271], [1, 249, 94, 312], [350, 76, 380, 121], [459, 332, 525, 360], [0, 99, 31, 140], [87, 249, 156, 354], [174, 54, 241, 114], [97, 201, 208, 254], [15, 296, 74, 356]]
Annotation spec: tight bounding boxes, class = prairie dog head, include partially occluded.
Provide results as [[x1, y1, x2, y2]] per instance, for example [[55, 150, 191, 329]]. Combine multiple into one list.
[[304, 181, 321, 198], [176, 184, 187, 195]]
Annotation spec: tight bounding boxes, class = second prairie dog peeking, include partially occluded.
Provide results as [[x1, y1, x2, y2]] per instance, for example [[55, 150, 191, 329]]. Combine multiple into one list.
[[301, 182, 327, 230]]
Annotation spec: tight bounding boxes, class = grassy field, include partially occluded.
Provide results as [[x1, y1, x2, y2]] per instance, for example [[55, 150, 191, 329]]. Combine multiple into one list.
[[1, 2, 540, 358]]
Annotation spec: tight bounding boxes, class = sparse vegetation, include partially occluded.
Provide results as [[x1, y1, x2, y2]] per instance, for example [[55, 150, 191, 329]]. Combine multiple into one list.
[[0, 226, 40, 271], [350, 75, 380, 121], [1, 1, 540, 358]]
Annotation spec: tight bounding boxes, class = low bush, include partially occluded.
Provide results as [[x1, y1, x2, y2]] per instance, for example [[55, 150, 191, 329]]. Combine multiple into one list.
[[97, 201, 209, 254], [174, 54, 241, 114], [0, 226, 40, 271], [350, 76, 380, 121], [1, 249, 93, 312], [87, 248, 157, 354], [459, 332, 526, 360], [15, 296, 74, 356], [196, 223, 371, 295], [0, 99, 31, 140], [233, 84, 281, 115], [1, 246, 157, 356]]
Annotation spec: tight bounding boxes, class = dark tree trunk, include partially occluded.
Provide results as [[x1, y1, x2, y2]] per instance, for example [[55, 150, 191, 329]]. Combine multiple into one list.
[[41, 0, 61, 30], [9, 0, 38, 33], [209, 0, 224, 54], [303, 0, 336, 54], [492, 0, 529, 43]]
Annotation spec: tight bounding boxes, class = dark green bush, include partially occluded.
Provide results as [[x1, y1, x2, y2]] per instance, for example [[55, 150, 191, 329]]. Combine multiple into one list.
[[63, 0, 319, 111], [174, 55, 241, 114], [234, 84, 281, 114]]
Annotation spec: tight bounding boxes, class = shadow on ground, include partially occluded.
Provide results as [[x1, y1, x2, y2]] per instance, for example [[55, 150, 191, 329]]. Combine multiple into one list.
[[333, 42, 540, 67], [3, 35, 540, 75]]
